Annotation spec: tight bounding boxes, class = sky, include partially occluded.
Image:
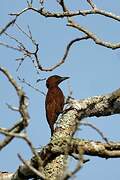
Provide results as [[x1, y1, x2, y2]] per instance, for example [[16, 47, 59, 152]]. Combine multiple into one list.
[[0, 0, 120, 179]]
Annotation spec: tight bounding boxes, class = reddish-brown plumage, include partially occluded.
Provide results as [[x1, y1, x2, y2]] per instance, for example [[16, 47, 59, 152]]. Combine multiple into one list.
[[45, 75, 69, 136]]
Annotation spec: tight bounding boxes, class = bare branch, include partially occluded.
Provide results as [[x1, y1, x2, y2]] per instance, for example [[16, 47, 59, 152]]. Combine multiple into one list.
[[18, 154, 45, 179], [15, 23, 36, 45], [87, 0, 97, 9], [0, 41, 21, 52], [17, 76, 45, 95], [37, 8, 120, 21], [9, 7, 31, 17], [0, 127, 43, 170], [0, 66, 23, 97], [0, 32, 89, 72], [6, 103, 19, 112], [0, 172, 13, 180], [42, 136, 120, 179], [63, 162, 82, 180], [63, 146, 84, 180], [0, 66, 30, 149], [70, 139, 120, 158], [80, 121, 109, 143], [0, 18, 16, 35], [67, 19, 120, 49], [9, 5, 120, 23], [0, 120, 26, 150], [50, 137, 120, 158], [57, 0, 68, 12], [33, 36, 89, 71]]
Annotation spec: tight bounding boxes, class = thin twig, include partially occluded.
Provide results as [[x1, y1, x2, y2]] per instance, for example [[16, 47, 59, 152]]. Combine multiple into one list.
[[64, 152, 83, 180], [0, 18, 16, 35], [18, 154, 45, 179], [87, 0, 97, 9], [17, 76, 46, 95], [0, 128, 43, 167], [80, 121, 109, 143], [6, 103, 19, 112]]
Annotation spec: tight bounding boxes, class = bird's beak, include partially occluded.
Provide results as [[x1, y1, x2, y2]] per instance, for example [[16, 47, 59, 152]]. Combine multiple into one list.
[[60, 76, 70, 82]]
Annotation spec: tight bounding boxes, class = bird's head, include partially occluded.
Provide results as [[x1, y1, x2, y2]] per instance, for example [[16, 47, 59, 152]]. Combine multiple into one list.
[[46, 75, 69, 88]]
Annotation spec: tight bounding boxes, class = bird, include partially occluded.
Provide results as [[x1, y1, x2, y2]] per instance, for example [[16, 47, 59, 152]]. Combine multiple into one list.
[[45, 75, 69, 136]]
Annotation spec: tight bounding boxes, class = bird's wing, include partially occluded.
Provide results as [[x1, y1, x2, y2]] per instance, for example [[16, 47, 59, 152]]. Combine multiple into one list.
[[45, 95, 57, 125], [45, 88, 64, 136]]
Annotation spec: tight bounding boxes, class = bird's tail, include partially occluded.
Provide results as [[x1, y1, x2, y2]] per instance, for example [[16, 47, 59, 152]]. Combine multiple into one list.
[[50, 128, 54, 136]]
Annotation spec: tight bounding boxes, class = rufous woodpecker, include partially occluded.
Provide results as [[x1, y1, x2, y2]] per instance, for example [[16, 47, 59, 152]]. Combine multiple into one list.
[[45, 75, 69, 136]]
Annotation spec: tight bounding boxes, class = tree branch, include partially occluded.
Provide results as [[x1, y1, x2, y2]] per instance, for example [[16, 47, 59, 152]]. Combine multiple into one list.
[[10, 6, 120, 22], [42, 88, 120, 179], [67, 19, 120, 49], [0, 18, 16, 35], [0, 66, 30, 149]]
